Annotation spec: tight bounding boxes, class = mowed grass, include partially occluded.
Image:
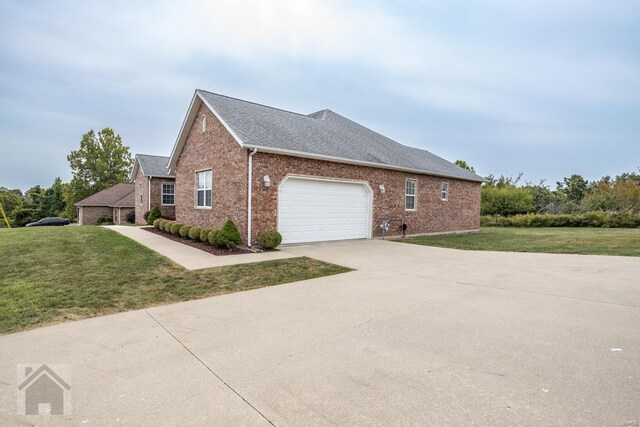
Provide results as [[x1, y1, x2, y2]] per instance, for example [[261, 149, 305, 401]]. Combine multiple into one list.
[[401, 227, 640, 257], [0, 227, 351, 335]]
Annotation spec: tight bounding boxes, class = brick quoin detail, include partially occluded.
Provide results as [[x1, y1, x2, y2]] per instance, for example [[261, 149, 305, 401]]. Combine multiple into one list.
[[174, 104, 481, 245]]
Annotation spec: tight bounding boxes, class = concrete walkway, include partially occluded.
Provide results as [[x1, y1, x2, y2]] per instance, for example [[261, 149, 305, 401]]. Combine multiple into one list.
[[106, 225, 294, 269]]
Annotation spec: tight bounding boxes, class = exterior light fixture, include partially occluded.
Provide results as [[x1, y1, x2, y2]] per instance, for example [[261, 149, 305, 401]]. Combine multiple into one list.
[[263, 175, 271, 187], [379, 184, 385, 193]]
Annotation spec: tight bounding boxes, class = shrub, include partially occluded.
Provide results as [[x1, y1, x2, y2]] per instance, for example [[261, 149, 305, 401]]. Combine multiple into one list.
[[189, 226, 202, 240], [215, 220, 242, 249], [126, 211, 136, 224], [97, 214, 113, 225], [179, 225, 192, 238], [147, 206, 162, 225], [158, 219, 167, 230], [207, 229, 221, 246], [480, 212, 640, 228], [170, 222, 184, 235], [258, 230, 282, 249], [153, 218, 163, 228], [200, 228, 212, 242], [143, 211, 150, 222], [164, 221, 175, 233]]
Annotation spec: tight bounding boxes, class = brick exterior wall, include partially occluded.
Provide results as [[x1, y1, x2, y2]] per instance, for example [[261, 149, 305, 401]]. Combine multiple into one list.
[[174, 103, 481, 245], [174, 104, 248, 239], [250, 152, 481, 243], [134, 166, 176, 224], [79, 206, 112, 225]]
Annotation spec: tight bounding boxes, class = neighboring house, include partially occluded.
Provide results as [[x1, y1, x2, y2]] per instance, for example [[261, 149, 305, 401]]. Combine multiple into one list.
[[131, 154, 176, 224], [168, 89, 485, 245], [75, 183, 135, 225]]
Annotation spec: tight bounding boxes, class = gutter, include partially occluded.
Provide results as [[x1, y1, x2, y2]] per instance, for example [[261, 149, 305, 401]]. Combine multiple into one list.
[[148, 177, 152, 212], [247, 148, 258, 247]]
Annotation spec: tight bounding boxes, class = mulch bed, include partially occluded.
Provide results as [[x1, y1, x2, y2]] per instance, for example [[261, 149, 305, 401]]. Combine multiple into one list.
[[143, 227, 253, 256]]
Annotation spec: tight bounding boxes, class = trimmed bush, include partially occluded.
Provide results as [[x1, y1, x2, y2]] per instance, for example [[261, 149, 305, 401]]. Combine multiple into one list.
[[147, 206, 162, 225], [207, 229, 221, 246], [143, 211, 150, 222], [215, 220, 242, 249], [481, 212, 640, 228], [164, 221, 175, 233], [97, 214, 112, 225], [170, 222, 184, 235], [188, 226, 202, 241], [157, 219, 167, 230], [200, 228, 212, 242], [179, 225, 192, 238], [153, 218, 163, 228], [258, 230, 282, 249]]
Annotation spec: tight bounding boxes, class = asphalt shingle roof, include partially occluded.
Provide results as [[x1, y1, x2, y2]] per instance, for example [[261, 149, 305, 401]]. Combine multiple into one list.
[[135, 154, 174, 178], [75, 183, 135, 207], [198, 90, 484, 182]]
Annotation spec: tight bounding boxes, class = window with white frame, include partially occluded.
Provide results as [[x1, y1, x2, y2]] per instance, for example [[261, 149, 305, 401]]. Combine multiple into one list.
[[405, 179, 416, 210], [201, 114, 206, 132], [162, 183, 175, 205], [139, 183, 143, 204], [196, 170, 212, 208], [440, 182, 449, 201]]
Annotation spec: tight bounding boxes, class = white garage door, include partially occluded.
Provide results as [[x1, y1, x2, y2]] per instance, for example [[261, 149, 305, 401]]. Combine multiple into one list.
[[278, 177, 371, 244]]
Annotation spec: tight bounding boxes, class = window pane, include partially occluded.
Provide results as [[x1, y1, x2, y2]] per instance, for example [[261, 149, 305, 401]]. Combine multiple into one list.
[[406, 180, 415, 195], [197, 190, 204, 207], [205, 190, 212, 207], [406, 195, 415, 210], [206, 171, 212, 189]]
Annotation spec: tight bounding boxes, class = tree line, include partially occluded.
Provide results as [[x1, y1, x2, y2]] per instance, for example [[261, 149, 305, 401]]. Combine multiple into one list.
[[0, 128, 132, 226]]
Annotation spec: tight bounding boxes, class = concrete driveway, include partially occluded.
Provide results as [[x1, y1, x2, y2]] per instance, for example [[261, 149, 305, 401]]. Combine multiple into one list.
[[1, 240, 639, 426]]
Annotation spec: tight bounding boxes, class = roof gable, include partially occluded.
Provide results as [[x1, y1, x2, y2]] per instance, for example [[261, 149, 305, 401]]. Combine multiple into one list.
[[168, 90, 484, 182], [131, 154, 174, 180]]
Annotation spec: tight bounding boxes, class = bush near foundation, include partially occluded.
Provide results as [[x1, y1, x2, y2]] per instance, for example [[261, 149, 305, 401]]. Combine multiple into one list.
[[147, 206, 162, 225], [153, 218, 163, 228], [213, 220, 242, 249], [207, 229, 221, 246], [163, 221, 175, 233], [189, 226, 202, 241], [200, 228, 213, 242], [258, 230, 282, 249], [179, 225, 192, 238], [170, 223, 184, 235]]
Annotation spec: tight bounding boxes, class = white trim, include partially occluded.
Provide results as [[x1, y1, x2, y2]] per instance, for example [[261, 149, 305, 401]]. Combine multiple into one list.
[[201, 114, 206, 133], [244, 144, 485, 183], [405, 178, 417, 211], [195, 168, 213, 209], [276, 174, 373, 241], [247, 148, 258, 246], [161, 181, 175, 206], [440, 182, 449, 201], [168, 90, 245, 173], [147, 177, 151, 211]]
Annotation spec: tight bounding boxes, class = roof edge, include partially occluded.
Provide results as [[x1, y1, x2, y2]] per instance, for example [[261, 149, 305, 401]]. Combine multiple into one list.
[[243, 144, 486, 182]]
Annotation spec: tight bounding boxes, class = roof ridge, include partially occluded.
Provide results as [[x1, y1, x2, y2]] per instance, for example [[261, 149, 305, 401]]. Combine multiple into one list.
[[136, 153, 170, 158], [197, 89, 312, 118]]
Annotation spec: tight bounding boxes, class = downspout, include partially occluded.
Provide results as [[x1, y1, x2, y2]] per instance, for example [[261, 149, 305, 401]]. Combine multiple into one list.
[[148, 177, 152, 212], [247, 148, 258, 247]]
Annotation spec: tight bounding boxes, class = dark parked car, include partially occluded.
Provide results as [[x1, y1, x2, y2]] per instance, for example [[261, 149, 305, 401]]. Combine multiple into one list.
[[25, 217, 70, 227]]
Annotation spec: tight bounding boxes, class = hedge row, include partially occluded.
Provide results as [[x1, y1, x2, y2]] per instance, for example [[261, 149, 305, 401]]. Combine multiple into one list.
[[481, 211, 640, 228], [151, 218, 283, 249]]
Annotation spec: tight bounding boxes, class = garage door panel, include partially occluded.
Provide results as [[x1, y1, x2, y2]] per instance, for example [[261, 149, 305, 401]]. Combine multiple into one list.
[[278, 178, 371, 244]]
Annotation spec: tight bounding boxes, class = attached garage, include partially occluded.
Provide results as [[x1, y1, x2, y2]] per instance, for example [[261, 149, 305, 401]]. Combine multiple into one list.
[[277, 177, 372, 244]]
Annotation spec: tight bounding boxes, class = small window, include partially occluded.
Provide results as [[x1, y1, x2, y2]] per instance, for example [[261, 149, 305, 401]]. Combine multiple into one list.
[[405, 179, 416, 210], [162, 183, 175, 206], [196, 170, 212, 208], [440, 182, 449, 201], [201, 115, 206, 132], [139, 183, 143, 205]]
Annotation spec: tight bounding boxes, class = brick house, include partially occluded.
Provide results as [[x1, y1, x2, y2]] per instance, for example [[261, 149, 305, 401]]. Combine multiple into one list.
[[131, 154, 176, 224], [75, 183, 135, 225], [168, 90, 484, 246]]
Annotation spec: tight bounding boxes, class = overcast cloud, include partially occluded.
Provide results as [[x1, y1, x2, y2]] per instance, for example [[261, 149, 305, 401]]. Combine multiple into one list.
[[1, 0, 638, 190]]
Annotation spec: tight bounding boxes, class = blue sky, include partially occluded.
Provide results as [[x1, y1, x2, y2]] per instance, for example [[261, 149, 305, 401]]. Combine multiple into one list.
[[1, 0, 638, 190]]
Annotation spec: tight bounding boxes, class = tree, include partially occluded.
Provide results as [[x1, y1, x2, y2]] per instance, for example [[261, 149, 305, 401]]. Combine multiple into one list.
[[556, 174, 589, 203], [40, 177, 67, 217], [481, 185, 535, 216], [67, 128, 133, 205], [454, 160, 476, 173]]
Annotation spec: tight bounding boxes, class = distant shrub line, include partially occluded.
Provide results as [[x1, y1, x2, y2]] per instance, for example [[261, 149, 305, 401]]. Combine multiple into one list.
[[481, 211, 640, 228]]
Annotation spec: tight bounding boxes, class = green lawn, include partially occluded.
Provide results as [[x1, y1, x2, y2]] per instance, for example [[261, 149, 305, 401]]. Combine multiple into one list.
[[400, 227, 640, 257], [0, 227, 350, 335]]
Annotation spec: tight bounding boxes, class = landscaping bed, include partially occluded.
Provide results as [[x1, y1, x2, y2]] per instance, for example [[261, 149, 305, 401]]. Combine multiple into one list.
[[143, 227, 252, 256]]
